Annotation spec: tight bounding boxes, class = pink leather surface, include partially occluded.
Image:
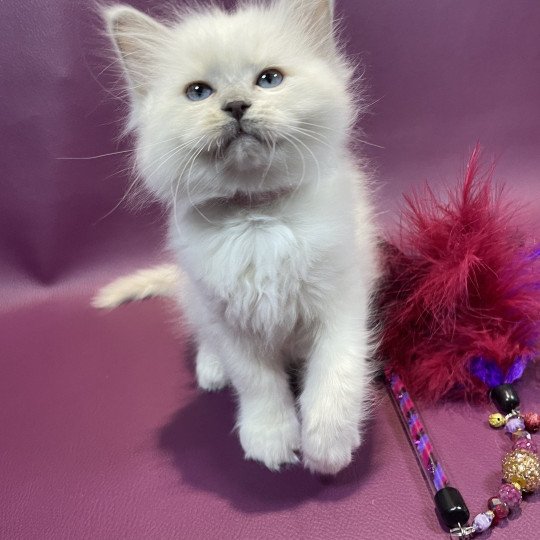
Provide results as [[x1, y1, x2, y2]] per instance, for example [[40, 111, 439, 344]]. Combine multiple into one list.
[[1, 1, 539, 538]]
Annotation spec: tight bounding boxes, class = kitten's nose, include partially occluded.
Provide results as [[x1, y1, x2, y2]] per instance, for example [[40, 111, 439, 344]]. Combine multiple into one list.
[[222, 100, 251, 121]]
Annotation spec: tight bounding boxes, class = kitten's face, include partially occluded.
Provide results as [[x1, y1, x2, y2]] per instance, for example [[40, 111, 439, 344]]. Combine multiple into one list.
[[106, 0, 355, 205]]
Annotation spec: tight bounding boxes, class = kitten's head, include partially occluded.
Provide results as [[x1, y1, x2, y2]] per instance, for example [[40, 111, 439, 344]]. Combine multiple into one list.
[[104, 0, 357, 206]]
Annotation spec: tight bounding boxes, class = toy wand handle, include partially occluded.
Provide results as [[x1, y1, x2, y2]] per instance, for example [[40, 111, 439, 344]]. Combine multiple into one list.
[[386, 371, 449, 494], [386, 371, 472, 536]]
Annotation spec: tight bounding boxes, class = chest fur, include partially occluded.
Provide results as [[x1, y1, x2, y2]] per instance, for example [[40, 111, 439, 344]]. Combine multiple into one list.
[[188, 217, 310, 338]]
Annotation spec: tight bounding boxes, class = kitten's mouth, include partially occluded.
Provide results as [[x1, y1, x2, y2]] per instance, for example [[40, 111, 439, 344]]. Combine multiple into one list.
[[220, 124, 264, 154], [214, 122, 278, 173]]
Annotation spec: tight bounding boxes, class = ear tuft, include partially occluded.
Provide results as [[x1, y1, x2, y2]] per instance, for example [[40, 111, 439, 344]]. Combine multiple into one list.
[[285, 0, 336, 55], [103, 5, 169, 95]]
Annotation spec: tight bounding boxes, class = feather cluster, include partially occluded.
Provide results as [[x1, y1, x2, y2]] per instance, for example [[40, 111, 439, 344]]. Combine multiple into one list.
[[379, 147, 540, 402]]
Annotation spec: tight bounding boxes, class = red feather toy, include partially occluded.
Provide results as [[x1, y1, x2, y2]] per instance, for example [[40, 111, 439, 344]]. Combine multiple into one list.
[[379, 147, 540, 402]]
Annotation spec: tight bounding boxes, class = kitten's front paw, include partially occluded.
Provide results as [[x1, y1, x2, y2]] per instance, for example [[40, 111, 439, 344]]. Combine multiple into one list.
[[196, 348, 229, 392], [302, 422, 361, 475], [239, 411, 301, 471]]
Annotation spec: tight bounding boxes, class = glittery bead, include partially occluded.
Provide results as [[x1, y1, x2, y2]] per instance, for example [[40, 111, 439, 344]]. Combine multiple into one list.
[[524, 412, 540, 433], [511, 429, 532, 441], [488, 497, 509, 525], [513, 437, 538, 454], [502, 449, 540, 492], [472, 512, 493, 533], [488, 413, 506, 428], [505, 417, 525, 433], [499, 483, 522, 508], [512, 482, 522, 492]]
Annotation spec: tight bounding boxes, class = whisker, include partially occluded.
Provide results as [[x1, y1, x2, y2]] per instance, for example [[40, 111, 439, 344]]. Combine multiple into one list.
[[281, 134, 307, 202], [171, 142, 205, 238], [98, 135, 205, 223], [259, 134, 277, 189], [286, 132, 322, 197], [289, 127, 332, 149], [296, 120, 385, 149], [185, 146, 215, 225], [57, 135, 183, 161]]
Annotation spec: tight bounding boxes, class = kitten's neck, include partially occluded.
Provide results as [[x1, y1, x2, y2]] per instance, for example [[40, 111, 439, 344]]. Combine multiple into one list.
[[207, 187, 294, 209], [176, 165, 351, 230], [179, 187, 299, 225]]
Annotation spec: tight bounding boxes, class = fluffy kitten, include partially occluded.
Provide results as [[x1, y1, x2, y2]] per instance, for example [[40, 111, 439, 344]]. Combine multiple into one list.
[[96, 0, 380, 474]]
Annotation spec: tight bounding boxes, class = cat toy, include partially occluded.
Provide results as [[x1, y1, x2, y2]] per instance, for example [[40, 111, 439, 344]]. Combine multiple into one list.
[[379, 146, 540, 537]]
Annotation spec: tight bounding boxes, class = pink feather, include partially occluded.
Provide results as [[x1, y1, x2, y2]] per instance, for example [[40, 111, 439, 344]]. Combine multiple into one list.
[[379, 147, 540, 402]]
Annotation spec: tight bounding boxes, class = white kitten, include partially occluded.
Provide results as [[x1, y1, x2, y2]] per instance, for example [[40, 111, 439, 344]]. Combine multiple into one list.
[[96, 0, 380, 474]]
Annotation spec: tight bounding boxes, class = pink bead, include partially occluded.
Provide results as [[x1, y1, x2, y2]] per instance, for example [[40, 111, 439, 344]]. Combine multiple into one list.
[[488, 497, 509, 525], [499, 483, 522, 509], [513, 437, 538, 454], [524, 412, 540, 433], [511, 429, 532, 441]]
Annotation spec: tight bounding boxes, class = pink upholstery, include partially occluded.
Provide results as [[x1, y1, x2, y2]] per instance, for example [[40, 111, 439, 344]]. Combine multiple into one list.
[[1, 1, 539, 538]]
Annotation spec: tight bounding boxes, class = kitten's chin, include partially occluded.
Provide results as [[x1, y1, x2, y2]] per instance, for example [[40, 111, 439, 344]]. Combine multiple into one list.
[[222, 133, 271, 172]]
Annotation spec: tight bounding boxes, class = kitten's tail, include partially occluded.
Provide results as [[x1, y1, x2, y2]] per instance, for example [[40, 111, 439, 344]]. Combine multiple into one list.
[[92, 264, 181, 309]]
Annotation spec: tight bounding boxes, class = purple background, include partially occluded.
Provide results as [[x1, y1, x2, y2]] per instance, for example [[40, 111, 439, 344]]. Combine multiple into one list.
[[1, 1, 539, 538]]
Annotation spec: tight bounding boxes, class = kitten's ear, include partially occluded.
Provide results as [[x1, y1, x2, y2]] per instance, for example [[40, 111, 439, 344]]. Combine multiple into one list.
[[286, 0, 336, 54], [103, 5, 170, 96]]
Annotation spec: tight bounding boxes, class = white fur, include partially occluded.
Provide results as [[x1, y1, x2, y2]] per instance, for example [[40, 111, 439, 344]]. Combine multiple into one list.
[[92, 264, 180, 308], [98, 0, 380, 474]]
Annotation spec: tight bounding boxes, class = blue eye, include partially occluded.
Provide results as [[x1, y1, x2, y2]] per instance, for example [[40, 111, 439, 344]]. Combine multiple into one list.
[[256, 69, 284, 89], [186, 82, 213, 101]]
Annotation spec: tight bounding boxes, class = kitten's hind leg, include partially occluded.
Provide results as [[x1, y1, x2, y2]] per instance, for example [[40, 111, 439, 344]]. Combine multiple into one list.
[[196, 343, 229, 392]]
